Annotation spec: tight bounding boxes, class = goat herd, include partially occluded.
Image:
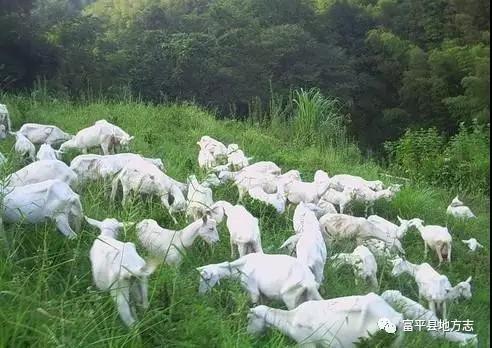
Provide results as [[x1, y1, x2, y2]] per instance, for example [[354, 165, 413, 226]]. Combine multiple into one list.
[[0, 104, 483, 347]]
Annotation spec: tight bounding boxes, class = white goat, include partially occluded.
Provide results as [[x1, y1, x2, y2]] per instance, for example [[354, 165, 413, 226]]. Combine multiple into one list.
[[110, 160, 186, 222], [197, 136, 228, 158], [6, 160, 78, 190], [362, 216, 418, 258], [197, 253, 322, 309], [59, 120, 133, 155], [284, 180, 330, 205], [221, 170, 278, 200], [447, 196, 476, 219], [247, 185, 286, 213], [353, 185, 400, 216], [198, 148, 218, 169], [211, 201, 263, 258], [70, 153, 166, 183], [319, 213, 405, 254], [320, 187, 357, 214], [329, 174, 384, 192], [390, 257, 472, 319], [461, 238, 484, 252], [247, 292, 404, 348], [36, 143, 61, 161], [382, 290, 478, 347], [279, 202, 327, 284], [409, 219, 452, 264], [330, 245, 378, 288], [11, 131, 35, 161], [18, 123, 72, 145], [226, 143, 252, 170], [136, 216, 219, 266], [186, 174, 215, 221], [2, 179, 83, 239], [87, 217, 155, 327]]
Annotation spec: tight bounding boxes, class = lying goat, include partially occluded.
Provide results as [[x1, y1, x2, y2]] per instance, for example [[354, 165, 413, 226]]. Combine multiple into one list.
[[247, 292, 404, 347]]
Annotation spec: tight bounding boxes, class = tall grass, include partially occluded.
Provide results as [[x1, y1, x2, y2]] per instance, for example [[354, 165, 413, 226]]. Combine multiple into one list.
[[292, 88, 348, 150]]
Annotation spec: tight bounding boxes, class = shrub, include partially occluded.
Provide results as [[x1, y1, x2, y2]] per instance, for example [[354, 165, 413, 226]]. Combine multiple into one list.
[[386, 120, 490, 193]]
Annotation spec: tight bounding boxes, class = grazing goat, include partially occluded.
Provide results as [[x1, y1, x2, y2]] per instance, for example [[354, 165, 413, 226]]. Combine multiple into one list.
[[18, 123, 72, 145], [247, 185, 286, 213], [319, 213, 405, 254], [390, 257, 472, 319], [353, 185, 400, 216], [462, 238, 484, 252], [87, 217, 155, 327], [197, 136, 228, 168], [136, 215, 219, 266], [59, 120, 133, 155], [211, 201, 263, 257], [279, 202, 327, 284], [110, 160, 186, 223], [2, 179, 83, 239], [6, 160, 78, 190], [284, 180, 330, 205], [330, 245, 378, 288], [247, 292, 404, 348], [409, 219, 452, 264], [447, 196, 476, 219], [11, 131, 35, 161], [226, 143, 252, 170], [197, 253, 322, 309], [382, 290, 478, 347], [36, 143, 61, 161], [186, 174, 215, 221], [320, 187, 357, 214], [329, 174, 384, 192], [70, 153, 166, 183], [197, 136, 228, 158]]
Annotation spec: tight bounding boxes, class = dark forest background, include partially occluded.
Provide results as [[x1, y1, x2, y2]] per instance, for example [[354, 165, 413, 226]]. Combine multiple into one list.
[[0, 0, 489, 152]]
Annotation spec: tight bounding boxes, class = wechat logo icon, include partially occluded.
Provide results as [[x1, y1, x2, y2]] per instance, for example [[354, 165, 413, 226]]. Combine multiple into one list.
[[378, 318, 397, 334]]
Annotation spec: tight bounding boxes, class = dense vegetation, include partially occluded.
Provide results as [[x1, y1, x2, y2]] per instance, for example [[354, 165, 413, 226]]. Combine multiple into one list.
[[1, 0, 490, 150], [0, 95, 489, 347]]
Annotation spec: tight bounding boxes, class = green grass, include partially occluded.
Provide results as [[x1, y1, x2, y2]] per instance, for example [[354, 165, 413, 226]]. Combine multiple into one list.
[[0, 96, 489, 347]]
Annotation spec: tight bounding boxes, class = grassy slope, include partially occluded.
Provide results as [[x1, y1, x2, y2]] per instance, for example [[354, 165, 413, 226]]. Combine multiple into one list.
[[0, 97, 489, 348]]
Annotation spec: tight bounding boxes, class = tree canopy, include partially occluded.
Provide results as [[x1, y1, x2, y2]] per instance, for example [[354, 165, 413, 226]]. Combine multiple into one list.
[[0, 0, 489, 148]]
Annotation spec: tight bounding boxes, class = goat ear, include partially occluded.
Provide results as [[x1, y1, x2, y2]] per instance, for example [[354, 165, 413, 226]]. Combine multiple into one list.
[[465, 276, 472, 283], [128, 136, 134, 141], [85, 216, 101, 228]]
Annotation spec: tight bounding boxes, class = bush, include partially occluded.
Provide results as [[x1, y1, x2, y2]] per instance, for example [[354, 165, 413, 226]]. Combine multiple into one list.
[[291, 88, 349, 150], [386, 121, 490, 193]]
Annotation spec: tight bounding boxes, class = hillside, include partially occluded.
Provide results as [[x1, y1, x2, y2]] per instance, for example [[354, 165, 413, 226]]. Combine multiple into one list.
[[0, 97, 489, 347]]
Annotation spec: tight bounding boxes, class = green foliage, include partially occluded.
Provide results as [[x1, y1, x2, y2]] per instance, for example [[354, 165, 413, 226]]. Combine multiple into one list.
[[386, 121, 490, 194]]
